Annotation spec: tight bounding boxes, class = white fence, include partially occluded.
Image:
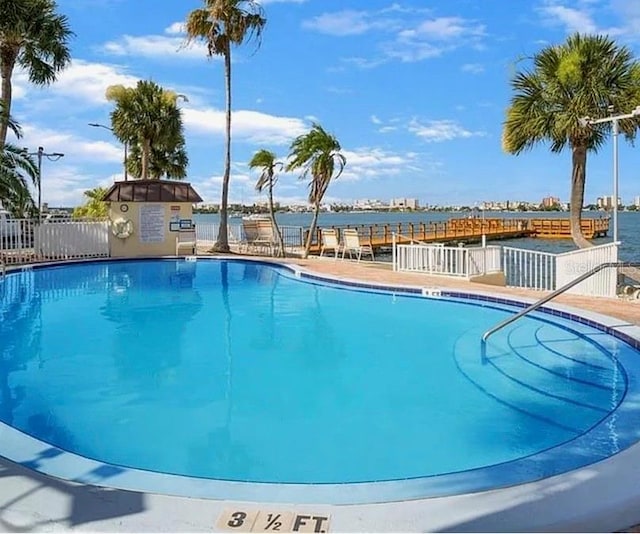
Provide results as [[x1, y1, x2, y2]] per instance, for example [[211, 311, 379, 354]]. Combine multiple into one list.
[[504, 242, 618, 297], [393, 239, 621, 298], [1, 219, 109, 264], [393, 243, 502, 277], [466, 246, 502, 277], [503, 246, 557, 291], [555, 242, 619, 297], [35, 221, 109, 260]]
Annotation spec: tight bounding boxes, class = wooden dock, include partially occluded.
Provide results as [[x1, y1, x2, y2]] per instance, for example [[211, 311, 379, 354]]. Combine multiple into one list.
[[528, 217, 609, 239], [307, 217, 609, 253]]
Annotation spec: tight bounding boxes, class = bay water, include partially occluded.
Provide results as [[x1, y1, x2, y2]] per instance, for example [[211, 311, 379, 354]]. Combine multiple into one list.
[[193, 211, 639, 261]]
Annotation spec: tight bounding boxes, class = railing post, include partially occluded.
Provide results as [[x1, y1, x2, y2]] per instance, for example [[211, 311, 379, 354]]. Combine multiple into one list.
[[392, 232, 396, 271]]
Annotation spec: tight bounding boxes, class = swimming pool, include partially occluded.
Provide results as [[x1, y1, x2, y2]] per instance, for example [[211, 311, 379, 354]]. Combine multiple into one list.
[[1, 258, 640, 504]]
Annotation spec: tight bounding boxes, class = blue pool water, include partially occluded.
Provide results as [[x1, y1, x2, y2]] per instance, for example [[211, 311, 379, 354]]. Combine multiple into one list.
[[0, 259, 639, 492]]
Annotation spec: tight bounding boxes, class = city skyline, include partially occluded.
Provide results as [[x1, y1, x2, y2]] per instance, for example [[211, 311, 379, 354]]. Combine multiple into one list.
[[7, 0, 640, 208]]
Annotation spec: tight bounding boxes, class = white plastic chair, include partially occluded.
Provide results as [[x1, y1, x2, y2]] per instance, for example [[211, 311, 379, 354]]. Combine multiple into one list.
[[319, 228, 343, 259], [341, 229, 374, 262]]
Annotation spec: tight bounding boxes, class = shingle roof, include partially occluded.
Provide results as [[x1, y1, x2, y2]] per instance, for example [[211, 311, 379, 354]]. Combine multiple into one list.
[[102, 180, 203, 203]]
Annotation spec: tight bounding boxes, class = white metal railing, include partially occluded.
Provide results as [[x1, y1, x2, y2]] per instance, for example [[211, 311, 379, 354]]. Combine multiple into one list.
[[1, 218, 37, 264], [503, 246, 557, 291], [555, 242, 619, 298], [394, 242, 502, 278], [466, 246, 502, 277], [503, 242, 620, 297]]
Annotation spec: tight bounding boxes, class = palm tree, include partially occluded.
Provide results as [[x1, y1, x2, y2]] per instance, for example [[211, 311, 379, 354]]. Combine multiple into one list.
[[503, 33, 640, 248], [0, 105, 37, 215], [72, 186, 108, 219], [185, 0, 266, 253], [286, 123, 346, 259], [249, 149, 285, 257], [126, 138, 188, 180], [0, 0, 73, 146], [106, 80, 187, 181]]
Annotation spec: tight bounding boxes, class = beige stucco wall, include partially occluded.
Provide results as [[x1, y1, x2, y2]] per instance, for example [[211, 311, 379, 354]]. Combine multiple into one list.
[[108, 201, 195, 257]]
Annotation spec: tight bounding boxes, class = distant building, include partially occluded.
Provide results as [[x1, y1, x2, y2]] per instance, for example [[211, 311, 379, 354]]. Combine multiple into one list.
[[390, 197, 419, 210], [597, 196, 622, 210], [541, 196, 560, 208], [634, 196, 640, 208], [353, 199, 388, 210]]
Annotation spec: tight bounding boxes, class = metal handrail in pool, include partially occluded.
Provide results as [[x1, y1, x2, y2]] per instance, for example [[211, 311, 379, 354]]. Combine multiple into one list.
[[481, 261, 640, 343]]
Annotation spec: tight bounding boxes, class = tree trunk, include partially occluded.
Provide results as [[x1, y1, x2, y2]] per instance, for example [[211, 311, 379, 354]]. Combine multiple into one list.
[[303, 201, 321, 259], [570, 145, 593, 249], [214, 44, 232, 253], [0, 48, 18, 148], [268, 183, 286, 257], [141, 138, 151, 180]]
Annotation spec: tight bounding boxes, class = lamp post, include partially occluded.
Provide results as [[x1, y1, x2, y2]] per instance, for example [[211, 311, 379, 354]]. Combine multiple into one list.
[[26, 147, 64, 223], [88, 122, 128, 181], [579, 105, 640, 243]]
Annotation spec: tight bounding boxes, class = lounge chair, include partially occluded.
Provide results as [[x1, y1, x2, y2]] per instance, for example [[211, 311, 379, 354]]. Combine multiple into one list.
[[241, 219, 275, 256], [341, 228, 375, 262], [319, 228, 343, 259]]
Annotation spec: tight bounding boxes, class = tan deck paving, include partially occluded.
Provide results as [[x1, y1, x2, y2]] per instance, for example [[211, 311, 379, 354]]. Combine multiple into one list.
[[260, 256, 640, 326]]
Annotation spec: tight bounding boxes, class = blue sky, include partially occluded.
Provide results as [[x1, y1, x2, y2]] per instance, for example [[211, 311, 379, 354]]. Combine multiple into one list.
[[8, 0, 640, 207]]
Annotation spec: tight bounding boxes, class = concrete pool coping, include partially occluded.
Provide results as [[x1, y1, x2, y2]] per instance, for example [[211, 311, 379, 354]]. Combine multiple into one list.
[[2, 255, 640, 532]]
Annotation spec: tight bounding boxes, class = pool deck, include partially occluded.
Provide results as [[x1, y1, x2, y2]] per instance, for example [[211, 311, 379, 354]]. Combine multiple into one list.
[[286, 256, 640, 327], [2, 254, 640, 532]]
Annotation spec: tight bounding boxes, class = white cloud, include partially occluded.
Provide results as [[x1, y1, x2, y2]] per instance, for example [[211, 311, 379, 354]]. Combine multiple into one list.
[[165, 22, 185, 35], [40, 167, 120, 207], [339, 148, 419, 181], [387, 17, 486, 62], [183, 107, 307, 145], [102, 34, 208, 60], [400, 17, 485, 41], [537, 1, 625, 36], [194, 171, 260, 204], [47, 59, 138, 105], [608, 0, 640, 35], [21, 124, 123, 163], [302, 10, 388, 36], [307, 8, 486, 65], [370, 115, 382, 125], [538, 4, 598, 33], [408, 119, 485, 142], [461, 63, 485, 74]]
